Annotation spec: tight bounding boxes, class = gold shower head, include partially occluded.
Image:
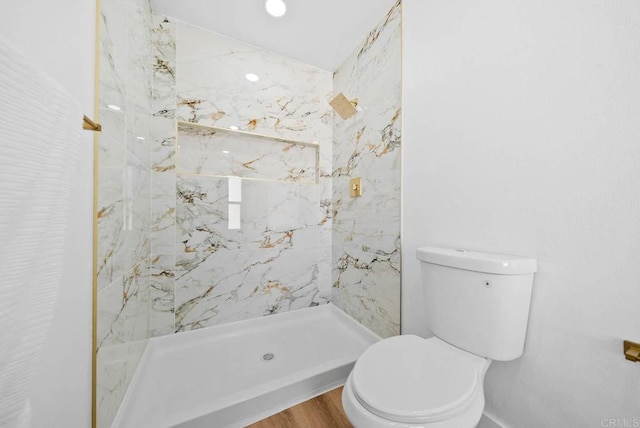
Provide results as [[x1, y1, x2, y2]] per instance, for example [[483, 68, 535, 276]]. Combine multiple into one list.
[[329, 92, 359, 120]]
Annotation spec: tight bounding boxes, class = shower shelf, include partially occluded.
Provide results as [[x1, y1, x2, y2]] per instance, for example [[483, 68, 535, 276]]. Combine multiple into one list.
[[176, 121, 320, 148], [176, 121, 320, 184]]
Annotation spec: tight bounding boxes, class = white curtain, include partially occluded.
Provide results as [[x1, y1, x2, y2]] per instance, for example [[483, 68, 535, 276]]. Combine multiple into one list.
[[0, 35, 81, 428]]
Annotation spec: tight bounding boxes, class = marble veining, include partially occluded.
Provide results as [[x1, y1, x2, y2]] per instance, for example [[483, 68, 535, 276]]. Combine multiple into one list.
[[150, 171, 176, 337], [177, 123, 318, 183], [149, 15, 178, 337], [151, 116, 176, 173], [97, 2, 402, 424], [331, 1, 402, 338], [146, 18, 332, 336], [175, 246, 323, 330], [356, 0, 400, 63], [96, 340, 147, 428], [98, 263, 151, 349], [175, 21, 332, 145], [174, 176, 324, 331], [149, 252, 175, 336], [152, 14, 176, 118], [97, 0, 153, 426]]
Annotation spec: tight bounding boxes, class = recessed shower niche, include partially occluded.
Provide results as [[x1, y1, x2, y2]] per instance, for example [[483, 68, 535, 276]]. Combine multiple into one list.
[[176, 122, 320, 183]]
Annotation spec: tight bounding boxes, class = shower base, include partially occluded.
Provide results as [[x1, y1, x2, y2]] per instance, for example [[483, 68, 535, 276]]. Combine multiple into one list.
[[112, 303, 379, 428]]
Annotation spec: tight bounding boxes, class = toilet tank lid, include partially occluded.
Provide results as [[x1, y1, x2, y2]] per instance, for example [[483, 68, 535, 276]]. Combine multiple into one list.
[[416, 246, 537, 275]]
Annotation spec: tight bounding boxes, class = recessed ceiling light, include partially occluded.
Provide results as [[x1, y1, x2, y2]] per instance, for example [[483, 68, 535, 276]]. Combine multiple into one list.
[[222, 150, 230, 154], [265, 0, 286, 17], [245, 73, 259, 82], [229, 125, 239, 131], [107, 104, 121, 111], [136, 136, 145, 140]]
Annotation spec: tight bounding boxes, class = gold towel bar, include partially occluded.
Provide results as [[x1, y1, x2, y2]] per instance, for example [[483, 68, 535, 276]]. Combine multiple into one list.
[[83, 115, 102, 132]]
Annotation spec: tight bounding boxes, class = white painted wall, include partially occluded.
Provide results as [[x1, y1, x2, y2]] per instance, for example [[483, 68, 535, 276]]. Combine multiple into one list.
[[402, 0, 640, 426], [0, 1, 95, 427]]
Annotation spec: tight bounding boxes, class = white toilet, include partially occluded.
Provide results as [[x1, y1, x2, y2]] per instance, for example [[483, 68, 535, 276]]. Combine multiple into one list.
[[342, 246, 537, 428]]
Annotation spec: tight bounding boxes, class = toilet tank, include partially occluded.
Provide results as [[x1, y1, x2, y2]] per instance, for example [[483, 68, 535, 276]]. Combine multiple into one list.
[[417, 247, 537, 361]]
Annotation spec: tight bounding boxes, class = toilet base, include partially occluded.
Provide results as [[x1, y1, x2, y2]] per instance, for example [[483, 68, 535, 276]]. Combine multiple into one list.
[[342, 371, 485, 428]]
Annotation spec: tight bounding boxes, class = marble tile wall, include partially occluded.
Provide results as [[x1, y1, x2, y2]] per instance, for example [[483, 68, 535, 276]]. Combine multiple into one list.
[[175, 177, 323, 330], [148, 16, 333, 335], [96, 0, 153, 426], [331, 1, 402, 338], [149, 14, 177, 337]]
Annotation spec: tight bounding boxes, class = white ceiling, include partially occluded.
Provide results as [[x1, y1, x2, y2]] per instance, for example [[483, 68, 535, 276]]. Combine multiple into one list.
[[150, 0, 398, 72]]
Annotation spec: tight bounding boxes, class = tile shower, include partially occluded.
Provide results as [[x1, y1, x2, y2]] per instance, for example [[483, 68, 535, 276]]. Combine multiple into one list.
[[96, 1, 401, 426], [149, 18, 334, 336]]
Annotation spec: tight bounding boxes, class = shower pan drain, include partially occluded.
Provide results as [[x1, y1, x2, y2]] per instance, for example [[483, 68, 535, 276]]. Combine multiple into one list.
[[262, 353, 275, 361]]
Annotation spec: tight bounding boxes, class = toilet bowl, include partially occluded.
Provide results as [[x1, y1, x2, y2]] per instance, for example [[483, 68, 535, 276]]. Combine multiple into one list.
[[342, 246, 537, 428], [342, 335, 491, 428]]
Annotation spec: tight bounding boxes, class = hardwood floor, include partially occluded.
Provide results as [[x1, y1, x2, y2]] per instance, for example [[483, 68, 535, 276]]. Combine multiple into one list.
[[247, 386, 353, 428]]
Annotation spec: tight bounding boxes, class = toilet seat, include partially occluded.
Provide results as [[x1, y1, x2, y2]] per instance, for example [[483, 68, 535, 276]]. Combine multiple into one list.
[[350, 335, 486, 424]]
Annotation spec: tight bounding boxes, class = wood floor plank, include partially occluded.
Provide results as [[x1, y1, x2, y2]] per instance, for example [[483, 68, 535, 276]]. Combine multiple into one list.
[[247, 386, 352, 428]]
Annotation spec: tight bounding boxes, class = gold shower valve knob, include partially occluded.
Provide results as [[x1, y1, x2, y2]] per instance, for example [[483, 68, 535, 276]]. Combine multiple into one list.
[[350, 177, 362, 197]]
